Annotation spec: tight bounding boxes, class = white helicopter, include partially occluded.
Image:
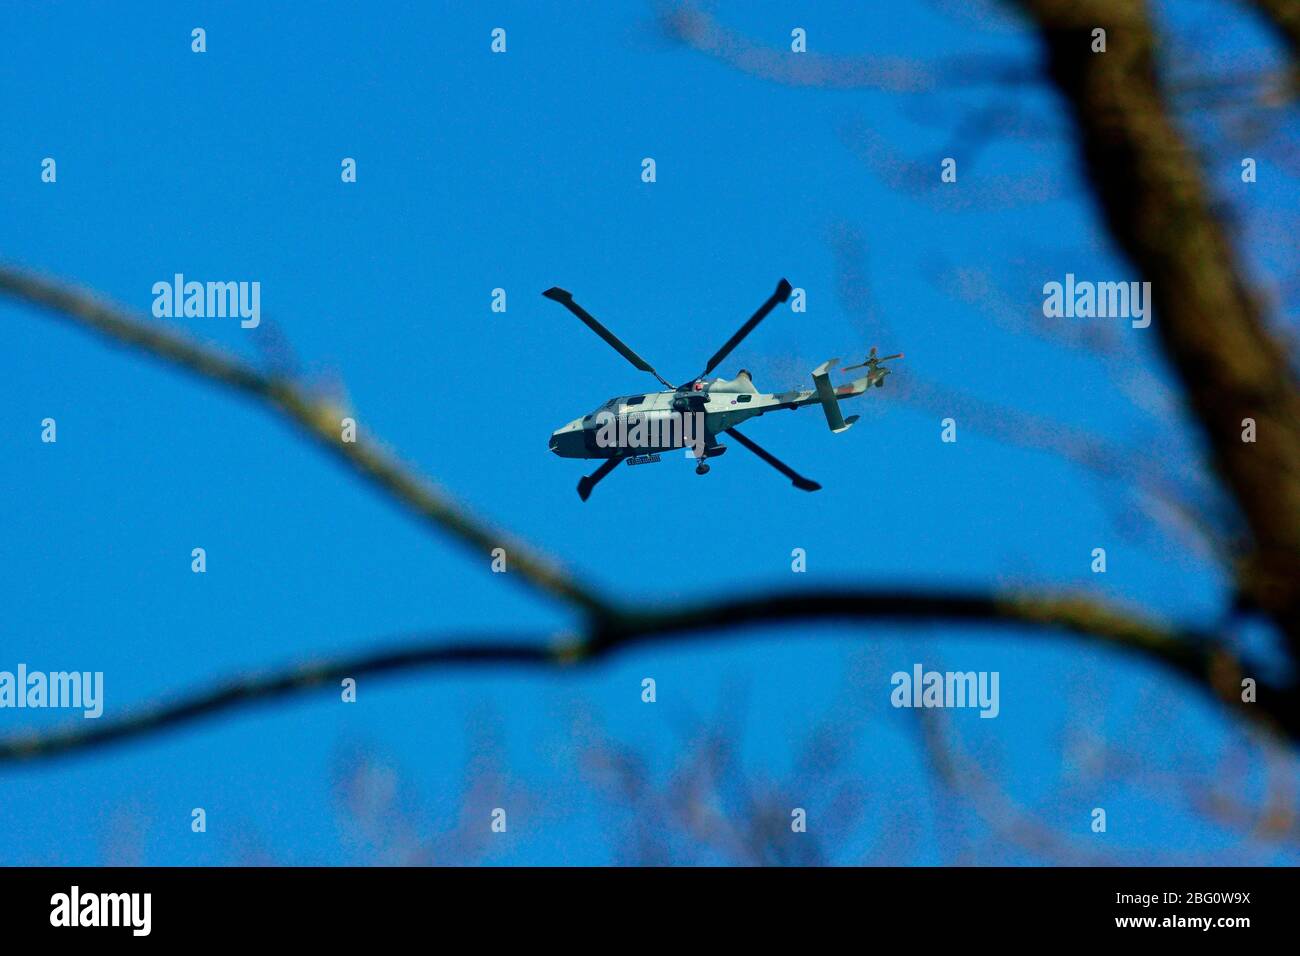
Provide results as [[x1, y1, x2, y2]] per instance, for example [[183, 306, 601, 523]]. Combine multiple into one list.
[[544, 279, 902, 500]]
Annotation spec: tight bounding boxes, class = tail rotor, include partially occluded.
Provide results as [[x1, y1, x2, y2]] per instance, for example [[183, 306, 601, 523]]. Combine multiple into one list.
[[843, 346, 904, 373]]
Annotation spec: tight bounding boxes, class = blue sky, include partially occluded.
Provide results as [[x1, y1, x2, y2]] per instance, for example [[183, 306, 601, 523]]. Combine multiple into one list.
[[1, 1, 1296, 864]]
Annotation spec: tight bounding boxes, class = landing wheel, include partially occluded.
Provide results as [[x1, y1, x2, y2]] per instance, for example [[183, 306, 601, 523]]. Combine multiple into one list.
[[695, 462, 710, 476]]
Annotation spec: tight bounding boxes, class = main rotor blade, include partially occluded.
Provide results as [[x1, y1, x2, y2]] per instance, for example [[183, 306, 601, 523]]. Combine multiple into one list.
[[699, 278, 793, 379], [724, 427, 820, 492], [543, 287, 674, 389], [577, 455, 624, 501]]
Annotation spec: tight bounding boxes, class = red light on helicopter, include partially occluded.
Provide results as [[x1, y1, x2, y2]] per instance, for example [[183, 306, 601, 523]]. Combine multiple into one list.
[[692, 380, 704, 391]]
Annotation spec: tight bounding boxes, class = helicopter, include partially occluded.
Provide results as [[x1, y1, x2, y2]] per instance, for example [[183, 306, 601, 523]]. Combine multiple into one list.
[[544, 279, 902, 500]]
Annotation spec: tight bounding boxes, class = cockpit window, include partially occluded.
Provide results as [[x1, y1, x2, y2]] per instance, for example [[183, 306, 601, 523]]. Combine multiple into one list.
[[625, 395, 646, 406]]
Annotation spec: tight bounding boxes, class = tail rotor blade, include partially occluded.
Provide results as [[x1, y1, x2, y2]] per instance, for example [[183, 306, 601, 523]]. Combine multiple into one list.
[[844, 351, 903, 372]]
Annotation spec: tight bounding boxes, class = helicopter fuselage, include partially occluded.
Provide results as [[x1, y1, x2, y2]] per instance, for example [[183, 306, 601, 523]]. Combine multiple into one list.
[[549, 366, 888, 459]]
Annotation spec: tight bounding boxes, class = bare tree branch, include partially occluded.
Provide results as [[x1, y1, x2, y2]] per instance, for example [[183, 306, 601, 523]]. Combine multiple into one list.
[[1, 586, 1289, 763], [0, 635, 562, 762], [0, 264, 613, 619], [659, 2, 936, 92], [1244, 0, 1300, 89], [1014, 0, 1300, 650]]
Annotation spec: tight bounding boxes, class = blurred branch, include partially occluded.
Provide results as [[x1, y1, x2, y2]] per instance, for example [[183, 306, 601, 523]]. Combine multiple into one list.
[[1245, 0, 1300, 90], [659, 2, 935, 92], [1014, 0, 1300, 651], [840, 118, 1064, 211], [658, 1, 1033, 92], [0, 635, 559, 762], [1, 585, 1288, 762], [891, 374, 1230, 563], [916, 707, 1113, 864], [0, 264, 613, 619]]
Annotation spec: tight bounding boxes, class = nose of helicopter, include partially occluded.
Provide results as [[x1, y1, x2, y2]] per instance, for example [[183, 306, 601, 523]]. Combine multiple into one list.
[[549, 418, 587, 457]]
